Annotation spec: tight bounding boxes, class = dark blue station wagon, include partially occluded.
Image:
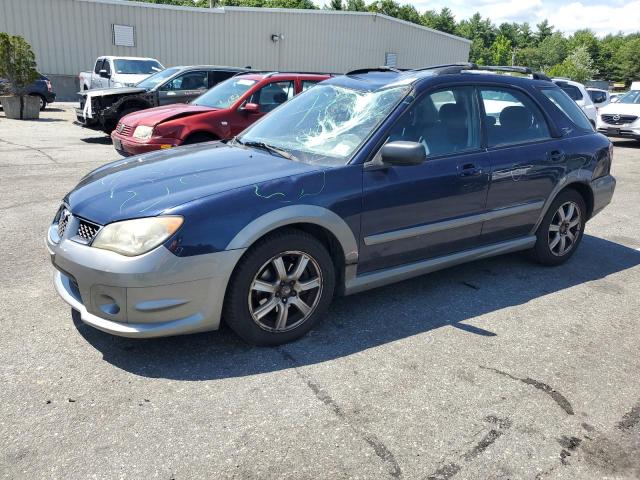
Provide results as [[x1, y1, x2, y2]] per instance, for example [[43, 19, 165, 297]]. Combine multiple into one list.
[[47, 64, 616, 345]]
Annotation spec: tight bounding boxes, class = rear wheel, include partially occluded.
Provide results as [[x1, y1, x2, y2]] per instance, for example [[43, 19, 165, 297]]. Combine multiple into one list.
[[531, 189, 586, 265], [31, 94, 47, 110], [223, 229, 335, 346]]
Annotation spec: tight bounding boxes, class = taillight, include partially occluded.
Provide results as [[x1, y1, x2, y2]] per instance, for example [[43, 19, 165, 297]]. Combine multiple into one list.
[[45, 80, 52, 92]]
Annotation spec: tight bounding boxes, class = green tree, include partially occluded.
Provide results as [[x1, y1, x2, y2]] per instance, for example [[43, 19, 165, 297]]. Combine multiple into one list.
[[368, 0, 400, 17], [396, 3, 421, 24], [616, 37, 640, 84], [535, 19, 553, 45], [329, 0, 342, 9], [569, 29, 599, 62], [0, 33, 39, 118], [547, 45, 597, 83], [345, 0, 366, 10], [538, 32, 569, 67], [490, 34, 512, 65]]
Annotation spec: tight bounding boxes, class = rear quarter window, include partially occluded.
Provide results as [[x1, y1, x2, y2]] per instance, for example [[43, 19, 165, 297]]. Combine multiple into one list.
[[540, 88, 593, 131]]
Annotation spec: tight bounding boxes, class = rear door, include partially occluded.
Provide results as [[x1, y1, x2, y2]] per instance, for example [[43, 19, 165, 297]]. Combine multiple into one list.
[[157, 70, 209, 105], [478, 86, 564, 244]]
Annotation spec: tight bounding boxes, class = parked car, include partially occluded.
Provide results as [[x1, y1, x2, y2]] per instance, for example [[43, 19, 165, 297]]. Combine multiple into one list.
[[77, 65, 248, 134], [586, 87, 610, 109], [596, 88, 640, 142], [0, 73, 56, 110], [552, 78, 597, 126], [79, 56, 164, 91], [111, 72, 329, 156], [47, 64, 615, 345]]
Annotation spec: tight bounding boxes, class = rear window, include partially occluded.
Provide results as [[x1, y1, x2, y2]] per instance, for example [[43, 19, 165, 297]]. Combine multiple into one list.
[[541, 88, 593, 131]]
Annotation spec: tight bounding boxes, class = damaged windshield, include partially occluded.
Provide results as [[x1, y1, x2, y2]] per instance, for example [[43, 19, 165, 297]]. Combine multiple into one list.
[[237, 84, 409, 165]]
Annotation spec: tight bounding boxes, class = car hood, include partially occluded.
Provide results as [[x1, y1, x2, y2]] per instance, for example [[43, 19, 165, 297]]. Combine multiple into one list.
[[79, 86, 147, 97], [122, 104, 216, 127], [65, 142, 321, 225], [599, 103, 640, 115]]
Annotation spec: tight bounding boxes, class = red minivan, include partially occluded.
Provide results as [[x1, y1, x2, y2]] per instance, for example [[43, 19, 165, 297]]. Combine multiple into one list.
[[111, 72, 330, 156]]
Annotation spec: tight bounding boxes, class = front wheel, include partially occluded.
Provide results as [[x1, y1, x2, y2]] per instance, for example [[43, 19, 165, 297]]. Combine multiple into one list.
[[223, 229, 335, 346], [531, 189, 586, 266]]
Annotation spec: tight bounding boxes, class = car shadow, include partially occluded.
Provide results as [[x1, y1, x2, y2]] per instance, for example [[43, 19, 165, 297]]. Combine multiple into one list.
[[80, 136, 112, 145], [612, 139, 640, 149], [74, 235, 640, 380]]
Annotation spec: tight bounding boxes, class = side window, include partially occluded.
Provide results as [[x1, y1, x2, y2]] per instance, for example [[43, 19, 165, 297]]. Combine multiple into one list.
[[560, 85, 582, 101], [591, 91, 606, 104], [480, 88, 550, 147], [94, 59, 104, 74], [208, 70, 236, 88], [301, 80, 320, 91], [540, 88, 593, 131], [249, 81, 295, 113], [388, 86, 480, 157], [161, 71, 208, 91], [103, 60, 111, 76]]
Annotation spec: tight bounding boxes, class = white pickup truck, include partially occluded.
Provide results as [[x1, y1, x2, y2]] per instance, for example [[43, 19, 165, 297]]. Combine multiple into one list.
[[78, 56, 164, 91]]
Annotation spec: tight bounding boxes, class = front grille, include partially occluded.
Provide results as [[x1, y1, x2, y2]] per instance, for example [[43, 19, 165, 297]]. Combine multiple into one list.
[[57, 209, 70, 238], [116, 122, 133, 136], [77, 219, 100, 243], [601, 114, 638, 125]]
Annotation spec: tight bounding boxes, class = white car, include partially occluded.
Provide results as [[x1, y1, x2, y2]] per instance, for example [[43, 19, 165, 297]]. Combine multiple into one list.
[[596, 89, 640, 142], [587, 87, 610, 109], [78, 56, 164, 91], [552, 78, 597, 126]]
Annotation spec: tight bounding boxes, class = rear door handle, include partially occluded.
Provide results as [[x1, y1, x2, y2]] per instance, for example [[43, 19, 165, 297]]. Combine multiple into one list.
[[459, 163, 482, 176], [548, 150, 565, 162]]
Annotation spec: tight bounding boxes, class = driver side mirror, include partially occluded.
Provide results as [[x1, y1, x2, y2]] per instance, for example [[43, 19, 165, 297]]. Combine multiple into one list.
[[99, 69, 110, 79], [241, 102, 260, 114], [380, 141, 426, 166]]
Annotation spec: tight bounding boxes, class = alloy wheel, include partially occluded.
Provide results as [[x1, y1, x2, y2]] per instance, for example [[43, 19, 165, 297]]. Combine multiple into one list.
[[248, 250, 323, 332], [548, 201, 582, 256]]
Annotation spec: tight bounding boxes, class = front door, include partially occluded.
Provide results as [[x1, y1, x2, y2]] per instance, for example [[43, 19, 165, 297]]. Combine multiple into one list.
[[228, 80, 296, 137], [360, 86, 491, 273], [157, 71, 209, 105]]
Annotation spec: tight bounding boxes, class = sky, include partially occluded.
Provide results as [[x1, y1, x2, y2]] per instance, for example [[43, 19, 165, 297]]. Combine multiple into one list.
[[337, 0, 640, 36]]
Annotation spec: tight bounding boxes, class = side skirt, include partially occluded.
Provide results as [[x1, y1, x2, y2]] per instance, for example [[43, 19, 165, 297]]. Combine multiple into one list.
[[343, 236, 536, 296]]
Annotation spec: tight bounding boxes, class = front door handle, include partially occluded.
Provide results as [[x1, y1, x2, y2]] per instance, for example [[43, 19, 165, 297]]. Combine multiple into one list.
[[459, 163, 482, 176], [548, 150, 565, 162]]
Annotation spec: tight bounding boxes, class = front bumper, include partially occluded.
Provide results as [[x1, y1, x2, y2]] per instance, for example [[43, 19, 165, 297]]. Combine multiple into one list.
[[590, 174, 616, 218], [47, 226, 245, 338], [111, 131, 181, 156], [597, 122, 640, 140]]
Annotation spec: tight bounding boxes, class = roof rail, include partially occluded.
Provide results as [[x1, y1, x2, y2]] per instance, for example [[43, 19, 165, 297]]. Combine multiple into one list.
[[409, 62, 477, 74], [463, 65, 552, 81], [346, 66, 404, 75]]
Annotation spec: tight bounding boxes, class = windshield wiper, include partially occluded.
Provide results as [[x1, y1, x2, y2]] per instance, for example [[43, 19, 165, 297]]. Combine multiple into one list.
[[234, 138, 297, 161]]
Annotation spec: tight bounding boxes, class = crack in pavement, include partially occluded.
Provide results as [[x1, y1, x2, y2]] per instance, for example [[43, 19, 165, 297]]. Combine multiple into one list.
[[479, 366, 574, 415], [0, 137, 59, 164], [617, 401, 640, 431], [427, 415, 512, 480], [277, 348, 402, 478]]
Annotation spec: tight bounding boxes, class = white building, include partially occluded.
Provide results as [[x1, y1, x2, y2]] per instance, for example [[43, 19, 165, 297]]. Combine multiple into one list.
[[1, 0, 471, 100]]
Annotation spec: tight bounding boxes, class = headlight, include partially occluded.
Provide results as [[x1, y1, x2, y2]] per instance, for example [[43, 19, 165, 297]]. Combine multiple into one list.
[[92, 216, 183, 256], [133, 125, 154, 140]]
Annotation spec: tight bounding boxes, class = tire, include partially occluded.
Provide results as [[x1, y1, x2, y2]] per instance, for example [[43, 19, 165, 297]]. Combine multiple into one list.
[[183, 133, 216, 145], [104, 108, 138, 135], [531, 189, 587, 266], [223, 228, 335, 346], [31, 94, 47, 111]]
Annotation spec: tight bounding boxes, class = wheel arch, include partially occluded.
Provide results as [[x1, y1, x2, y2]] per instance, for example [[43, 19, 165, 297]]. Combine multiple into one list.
[[183, 130, 219, 144], [225, 205, 359, 285], [531, 177, 595, 235]]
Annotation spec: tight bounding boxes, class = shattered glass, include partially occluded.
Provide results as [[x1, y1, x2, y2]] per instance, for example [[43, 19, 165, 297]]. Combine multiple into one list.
[[238, 84, 409, 165]]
